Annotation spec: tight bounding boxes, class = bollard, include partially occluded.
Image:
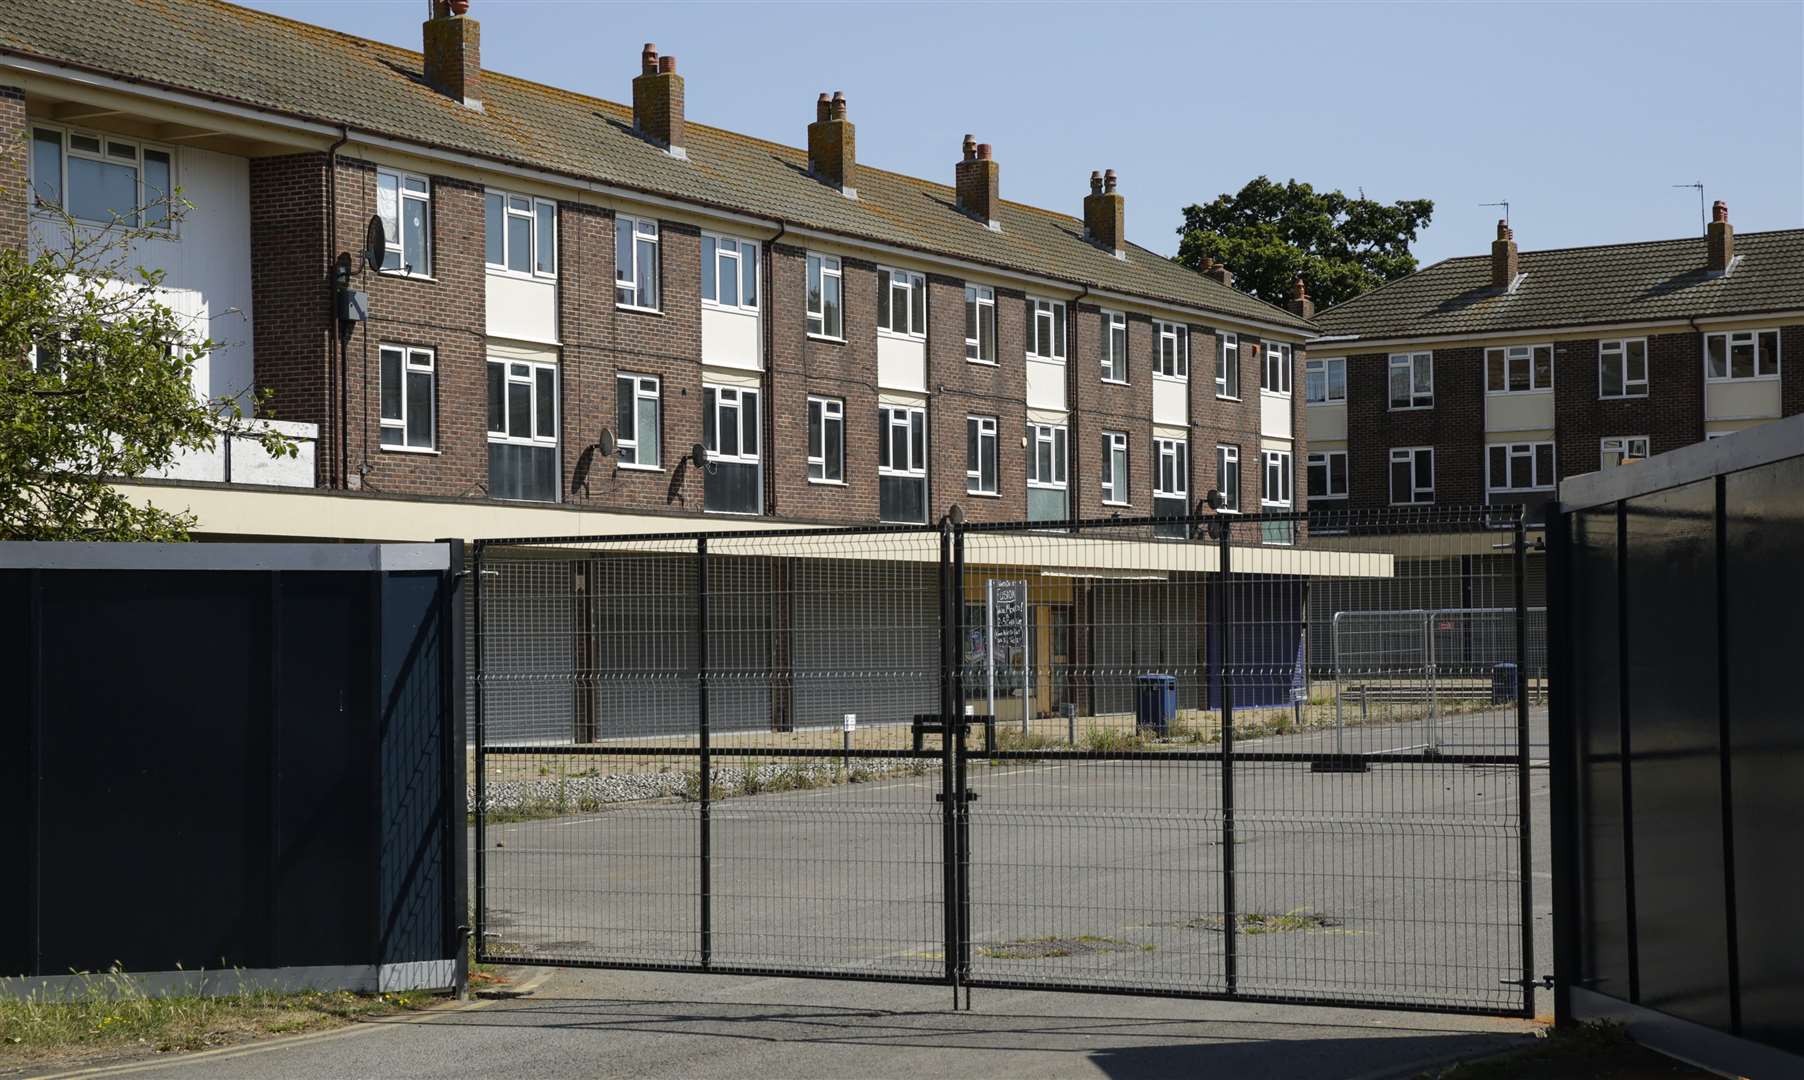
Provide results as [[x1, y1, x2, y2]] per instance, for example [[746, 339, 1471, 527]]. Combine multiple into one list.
[[842, 712, 855, 775]]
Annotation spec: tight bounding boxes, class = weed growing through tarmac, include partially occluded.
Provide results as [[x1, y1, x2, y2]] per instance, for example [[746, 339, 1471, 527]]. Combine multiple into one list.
[[1172, 909, 1348, 934], [977, 935, 1154, 960]]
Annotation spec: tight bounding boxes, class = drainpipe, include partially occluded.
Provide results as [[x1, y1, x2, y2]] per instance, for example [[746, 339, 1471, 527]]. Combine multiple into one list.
[[325, 125, 350, 488], [762, 220, 787, 517]]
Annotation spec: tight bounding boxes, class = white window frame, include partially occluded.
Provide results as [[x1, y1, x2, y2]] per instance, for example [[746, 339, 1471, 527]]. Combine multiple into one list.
[[1305, 357, 1345, 404], [1261, 449, 1293, 508], [615, 373, 661, 470], [703, 385, 760, 466], [488, 360, 559, 448], [1215, 332, 1239, 399], [967, 415, 999, 496], [1026, 423, 1068, 488], [1704, 329, 1781, 383], [1597, 339, 1649, 399], [1215, 444, 1240, 512], [1389, 446, 1435, 505], [615, 214, 660, 311], [1262, 342, 1293, 395], [1101, 430, 1129, 505], [379, 345, 436, 452], [1486, 441, 1557, 494], [1155, 438, 1189, 501], [1099, 309, 1128, 383], [484, 188, 557, 279], [879, 405, 928, 477], [1485, 344, 1554, 394], [807, 395, 844, 484], [701, 231, 760, 314], [1389, 352, 1434, 410], [1026, 297, 1068, 362], [377, 167, 431, 277], [29, 124, 177, 232], [1601, 435, 1650, 469], [1153, 320, 1188, 379], [1307, 450, 1348, 500], [877, 266, 927, 338], [806, 252, 843, 340], [965, 284, 996, 363]]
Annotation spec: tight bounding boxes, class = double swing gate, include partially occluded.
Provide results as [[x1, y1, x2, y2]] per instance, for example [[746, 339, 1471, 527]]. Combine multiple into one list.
[[472, 509, 1539, 1017]]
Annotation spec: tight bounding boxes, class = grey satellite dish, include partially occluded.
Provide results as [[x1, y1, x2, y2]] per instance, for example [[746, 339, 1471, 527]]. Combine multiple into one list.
[[690, 443, 709, 470], [595, 429, 617, 457], [1204, 488, 1227, 511], [363, 215, 387, 270]]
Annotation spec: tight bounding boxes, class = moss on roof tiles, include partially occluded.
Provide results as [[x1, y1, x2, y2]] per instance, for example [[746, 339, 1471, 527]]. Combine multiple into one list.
[[3, 0, 1312, 332]]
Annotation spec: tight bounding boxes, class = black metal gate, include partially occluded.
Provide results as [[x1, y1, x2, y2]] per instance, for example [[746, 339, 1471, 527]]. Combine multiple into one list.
[[472, 509, 1537, 1016]]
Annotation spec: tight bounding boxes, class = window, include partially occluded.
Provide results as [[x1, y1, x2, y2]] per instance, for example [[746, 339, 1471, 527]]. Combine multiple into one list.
[[484, 190, 556, 277], [1601, 436, 1650, 470], [1389, 352, 1433, 409], [486, 359, 558, 502], [877, 267, 927, 337], [879, 405, 928, 523], [1216, 332, 1238, 398], [1154, 320, 1187, 378], [1026, 423, 1069, 522], [615, 215, 660, 310], [1487, 441, 1556, 493], [1100, 431, 1129, 505], [615, 374, 660, 468], [1262, 342, 1293, 394], [807, 396, 844, 483], [1305, 357, 1345, 404], [29, 127, 174, 230], [1598, 339, 1648, 398], [1307, 451, 1347, 499], [1100, 309, 1128, 382], [1485, 344, 1553, 393], [1154, 438, 1189, 538], [702, 386, 761, 514], [1389, 447, 1435, 505], [377, 168, 430, 275], [1704, 330, 1780, 381], [1027, 298, 1067, 361], [379, 345, 435, 451], [967, 415, 999, 495], [807, 253, 843, 338], [965, 285, 996, 362], [701, 233, 759, 312], [1261, 449, 1293, 507], [1215, 445, 1240, 511]]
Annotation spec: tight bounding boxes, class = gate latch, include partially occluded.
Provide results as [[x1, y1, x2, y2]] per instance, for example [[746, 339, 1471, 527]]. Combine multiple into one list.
[[935, 791, 981, 804], [1499, 974, 1556, 990]]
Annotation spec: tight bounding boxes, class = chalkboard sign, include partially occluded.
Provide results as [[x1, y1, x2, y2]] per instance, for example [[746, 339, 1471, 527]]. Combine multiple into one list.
[[991, 580, 1027, 653]]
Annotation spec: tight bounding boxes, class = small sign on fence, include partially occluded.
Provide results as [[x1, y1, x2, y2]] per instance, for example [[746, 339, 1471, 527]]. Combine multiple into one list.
[[843, 713, 857, 733]]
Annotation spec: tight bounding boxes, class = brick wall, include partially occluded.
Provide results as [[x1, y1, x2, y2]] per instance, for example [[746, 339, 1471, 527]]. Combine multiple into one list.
[[1554, 331, 1704, 477], [248, 152, 331, 486], [1072, 305, 1153, 519], [0, 86, 28, 253], [1193, 328, 1262, 514], [1344, 346, 1486, 509], [1784, 326, 1804, 418], [928, 278, 1028, 523]]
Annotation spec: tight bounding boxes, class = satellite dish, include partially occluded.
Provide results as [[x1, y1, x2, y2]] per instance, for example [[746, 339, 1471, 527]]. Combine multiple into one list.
[[1204, 489, 1226, 511], [690, 443, 709, 470], [946, 502, 965, 527], [363, 215, 387, 270], [595, 429, 616, 457]]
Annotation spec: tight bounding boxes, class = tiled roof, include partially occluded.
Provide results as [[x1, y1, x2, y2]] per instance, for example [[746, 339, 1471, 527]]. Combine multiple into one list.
[[1312, 228, 1804, 341], [0, 0, 1313, 332]]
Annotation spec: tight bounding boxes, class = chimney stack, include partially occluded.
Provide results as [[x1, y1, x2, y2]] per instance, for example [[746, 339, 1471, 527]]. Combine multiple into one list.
[[1200, 257, 1234, 289], [1707, 200, 1734, 272], [1084, 168, 1126, 257], [955, 135, 999, 228], [808, 90, 856, 195], [422, 0, 481, 109], [1491, 219, 1518, 290], [633, 43, 685, 157], [1286, 275, 1315, 320]]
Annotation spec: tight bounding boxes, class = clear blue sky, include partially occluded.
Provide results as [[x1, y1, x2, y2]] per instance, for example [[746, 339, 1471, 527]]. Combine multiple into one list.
[[242, 0, 1802, 268]]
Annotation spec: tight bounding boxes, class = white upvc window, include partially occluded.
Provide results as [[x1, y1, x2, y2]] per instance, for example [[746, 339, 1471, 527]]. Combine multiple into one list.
[[807, 396, 844, 483], [1153, 437, 1189, 538], [967, 415, 999, 495], [702, 385, 761, 515], [1598, 339, 1648, 399], [615, 373, 661, 469], [379, 345, 435, 451], [1154, 320, 1188, 379], [1389, 446, 1435, 504], [1306, 357, 1345, 404], [1486, 344, 1554, 394], [1215, 444, 1240, 511], [1704, 329, 1780, 382], [1101, 430, 1129, 505], [615, 214, 660, 310], [30, 125, 175, 230], [1216, 332, 1239, 398], [1262, 341, 1293, 394], [486, 359, 559, 503], [1601, 435, 1650, 470], [877, 267, 927, 337], [1028, 297, 1067, 361], [1100, 309, 1128, 382], [1261, 449, 1293, 508], [377, 167, 431, 275], [1389, 351, 1434, 409], [879, 404, 929, 523], [1026, 422, 1069, 522], [1307, 450, 1347, 499], [966, 285, 996, 362], [484, 189, 556, 278], [701, 232, 759, 313], [1487, 441, 1556, 493], [806, 253, 843, 339]]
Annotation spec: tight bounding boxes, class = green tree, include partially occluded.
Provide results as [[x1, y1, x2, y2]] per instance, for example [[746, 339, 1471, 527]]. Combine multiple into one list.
[[0, 183, 293, 540], [1176, 177, 1433, 310]]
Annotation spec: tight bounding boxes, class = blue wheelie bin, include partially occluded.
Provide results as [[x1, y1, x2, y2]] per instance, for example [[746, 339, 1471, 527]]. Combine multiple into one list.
[[1135, 674, 1178, 737]]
